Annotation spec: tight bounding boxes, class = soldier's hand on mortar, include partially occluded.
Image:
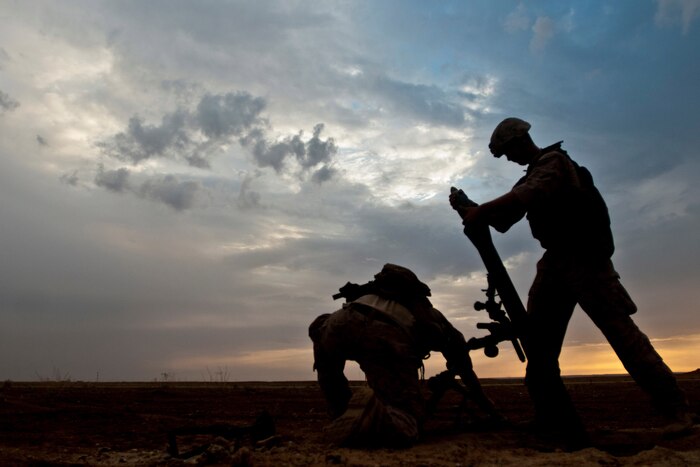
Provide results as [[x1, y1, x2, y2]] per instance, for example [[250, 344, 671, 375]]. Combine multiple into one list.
[[449, 191, 474, 221], [448, 190, 462, 211]]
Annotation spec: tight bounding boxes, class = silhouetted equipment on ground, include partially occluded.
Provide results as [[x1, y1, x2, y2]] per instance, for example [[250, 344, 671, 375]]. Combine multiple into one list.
[[426, 370, 472, 419], [166, 411, 275, 459]]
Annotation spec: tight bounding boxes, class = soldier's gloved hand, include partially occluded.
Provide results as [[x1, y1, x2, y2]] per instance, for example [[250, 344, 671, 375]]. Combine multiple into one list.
[[449, 192, 477, 223], [448, 190, 462, 210]]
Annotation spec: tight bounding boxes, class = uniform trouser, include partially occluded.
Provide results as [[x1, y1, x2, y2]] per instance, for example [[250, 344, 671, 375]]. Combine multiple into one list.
[[309, 306, 424, 447], [525, 253, 689, 432]]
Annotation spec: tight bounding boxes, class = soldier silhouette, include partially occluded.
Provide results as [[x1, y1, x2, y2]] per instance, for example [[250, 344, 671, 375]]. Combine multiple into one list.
[[309, 264, 501, 447], [450, 117, 695, 448]]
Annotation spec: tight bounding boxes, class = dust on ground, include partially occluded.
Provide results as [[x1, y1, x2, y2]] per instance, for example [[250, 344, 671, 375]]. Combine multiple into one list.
[[1, 371, 699, 466]]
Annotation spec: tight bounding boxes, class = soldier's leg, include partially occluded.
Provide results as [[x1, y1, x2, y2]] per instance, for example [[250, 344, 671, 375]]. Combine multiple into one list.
[[314, 345, 352, 419], [354, 357, 423, 447], [444, 334, 501, 418], [458, 367, 501, 417], [309, 313, 352, 418], [525, 265, 585, 436], [321, 361, 423, 449], [341, 316, 425, 446], [576, 267, 690, 417], [313, 310, 423, 447]]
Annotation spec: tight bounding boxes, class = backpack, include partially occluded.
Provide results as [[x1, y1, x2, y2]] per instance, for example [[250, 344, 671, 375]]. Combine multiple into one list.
[[333, 263, 431, 307], [525, 143, 615, 258]]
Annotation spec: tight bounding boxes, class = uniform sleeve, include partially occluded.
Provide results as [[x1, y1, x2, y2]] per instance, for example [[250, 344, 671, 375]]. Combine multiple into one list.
[[420, 307, 473, 372], [511, 151, 570, 207]]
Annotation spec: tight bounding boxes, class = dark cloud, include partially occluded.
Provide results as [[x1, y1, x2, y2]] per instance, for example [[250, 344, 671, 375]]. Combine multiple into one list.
[[92, 90, 271, 207], [99, 111, 190, 164], [311, 165, 336, 184], [95, 166, 131, 193], [302, 124, 337, 168], [94, 166, 198, 210], [138, 175, 199, 211], [196, 92, 266, 139], [94, 89, 339, 208], [243, 123, 338, 180], [250, 138, 293, 173], [184, 153, 210, 169], [0, 90, 19, 113], [98, 92, 266, 168]]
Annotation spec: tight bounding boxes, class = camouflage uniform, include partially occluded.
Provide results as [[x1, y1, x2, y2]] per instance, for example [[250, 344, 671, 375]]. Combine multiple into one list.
[[508, 147, 689, 434], [309, 269, 490, 447]]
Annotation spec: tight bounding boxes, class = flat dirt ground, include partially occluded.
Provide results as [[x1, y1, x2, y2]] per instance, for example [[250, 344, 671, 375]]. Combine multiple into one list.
[[1, 371, 699, 466]]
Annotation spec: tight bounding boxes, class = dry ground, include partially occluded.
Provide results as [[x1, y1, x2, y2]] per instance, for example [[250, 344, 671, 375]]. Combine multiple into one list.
[[1, 371, 699, 466]]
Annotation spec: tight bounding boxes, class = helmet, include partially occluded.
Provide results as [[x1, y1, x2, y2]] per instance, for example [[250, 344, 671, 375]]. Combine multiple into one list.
[[489, 117, 531, 157], [374, 263, 431, 298]]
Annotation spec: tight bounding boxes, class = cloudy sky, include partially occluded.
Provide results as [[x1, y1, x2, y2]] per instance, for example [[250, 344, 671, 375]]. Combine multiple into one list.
[[1, 0, 699, 382]]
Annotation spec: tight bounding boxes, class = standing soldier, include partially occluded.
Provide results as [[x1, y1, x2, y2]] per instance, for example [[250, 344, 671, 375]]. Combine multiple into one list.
[[450, 117, 694, 448]]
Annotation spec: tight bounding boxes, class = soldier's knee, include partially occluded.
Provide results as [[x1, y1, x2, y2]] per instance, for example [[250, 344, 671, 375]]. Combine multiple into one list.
[[317, 371, 352, 418], [356, 403, 420, 448], [525, 359, 562, 384]]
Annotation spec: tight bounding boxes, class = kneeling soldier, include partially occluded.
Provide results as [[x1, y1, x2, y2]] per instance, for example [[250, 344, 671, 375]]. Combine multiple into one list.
[[309, 263, 499, 447]]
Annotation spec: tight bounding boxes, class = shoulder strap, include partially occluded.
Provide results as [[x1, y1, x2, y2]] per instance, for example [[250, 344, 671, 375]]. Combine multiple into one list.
[[540, 140, 565, 156]]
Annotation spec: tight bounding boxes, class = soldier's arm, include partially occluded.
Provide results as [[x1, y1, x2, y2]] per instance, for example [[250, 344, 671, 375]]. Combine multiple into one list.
[[470, 152, 571, 232], [456, 191, 526, 233], [443, 336, 501, 418], [422, 307, 503, 418]]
